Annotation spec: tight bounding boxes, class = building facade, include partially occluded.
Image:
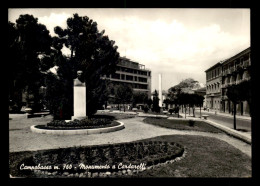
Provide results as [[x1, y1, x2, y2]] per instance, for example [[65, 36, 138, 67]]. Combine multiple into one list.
[[205, 62, 222, 111], [205, 47, 251, 116], [221, 47, 251, 116], [104, 56, 152, 99]]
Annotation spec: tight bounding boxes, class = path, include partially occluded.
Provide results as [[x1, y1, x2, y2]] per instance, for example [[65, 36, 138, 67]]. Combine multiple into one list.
[[9, 114, 251, 158]]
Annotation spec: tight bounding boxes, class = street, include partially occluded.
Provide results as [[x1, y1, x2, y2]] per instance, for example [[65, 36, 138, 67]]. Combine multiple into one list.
[[192, 109, 251, 132]]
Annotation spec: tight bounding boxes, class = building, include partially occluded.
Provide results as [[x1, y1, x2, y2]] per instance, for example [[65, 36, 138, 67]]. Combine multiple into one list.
[[221, 47, 251, 116], [103, 56, 152, 104], [205, 47, 251, 115], [205, 62, 222, 111]]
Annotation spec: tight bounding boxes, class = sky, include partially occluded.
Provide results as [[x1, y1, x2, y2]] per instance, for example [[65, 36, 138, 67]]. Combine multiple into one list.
[[8, 8, 250, 92]]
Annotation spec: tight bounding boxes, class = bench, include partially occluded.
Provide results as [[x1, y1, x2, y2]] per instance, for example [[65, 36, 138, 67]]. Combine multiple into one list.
[[163, 111, 168, 115], [201, 115, 209, 120], [132, 108, 138, 112]]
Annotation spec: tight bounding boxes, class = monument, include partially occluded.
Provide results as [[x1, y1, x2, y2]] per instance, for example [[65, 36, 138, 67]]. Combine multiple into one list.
[[159, 73, 162, 107], [72, 70, 87, 120]]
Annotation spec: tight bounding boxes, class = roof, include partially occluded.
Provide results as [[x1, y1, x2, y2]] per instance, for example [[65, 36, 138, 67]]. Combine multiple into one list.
[[204, 62, 222, 72], [221, 47, 251, 66], [194, 87, 206, 92], [205, 46, 250, 72]]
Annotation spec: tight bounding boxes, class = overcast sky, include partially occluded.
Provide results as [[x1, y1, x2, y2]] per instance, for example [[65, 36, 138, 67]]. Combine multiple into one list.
[[8, 8, 250, 91]]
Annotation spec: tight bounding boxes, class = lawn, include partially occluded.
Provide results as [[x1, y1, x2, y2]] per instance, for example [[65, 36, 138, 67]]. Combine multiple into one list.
[[131, 135, 251, 177], [143, 117, 224, 133]]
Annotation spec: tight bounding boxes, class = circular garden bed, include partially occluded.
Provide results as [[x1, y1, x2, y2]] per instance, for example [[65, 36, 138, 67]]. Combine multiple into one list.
[[10, 141, 185, 178], [30, 115, 125, 135], [38, 115, 117, 129]]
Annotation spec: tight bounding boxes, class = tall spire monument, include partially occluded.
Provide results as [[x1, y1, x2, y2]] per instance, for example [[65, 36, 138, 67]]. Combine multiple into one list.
[[159, 73, 162, 107]]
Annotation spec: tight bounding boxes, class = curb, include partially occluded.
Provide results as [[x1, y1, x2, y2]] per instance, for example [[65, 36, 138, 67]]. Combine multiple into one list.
[[204, 119, 251, 144], [138, 114, 169, 118], [198, 110, 251, 121], [97, 110, 139, 115], [178, 113, 251, 144], [30, 121, 125, 135]]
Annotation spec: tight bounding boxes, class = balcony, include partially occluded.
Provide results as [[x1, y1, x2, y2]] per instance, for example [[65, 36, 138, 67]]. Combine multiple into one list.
[[242, 60, 250, 69], [221, 95, 228, 100], [230, 67, 235, 73], [240, 77, 250, 83], [222, 83, 229, 88], [235, 79, 242, 85], [109, 77, 148, 85], [235, 64, 242, 71], [222, 70, 227, 76], [227, 69, 231, 75]]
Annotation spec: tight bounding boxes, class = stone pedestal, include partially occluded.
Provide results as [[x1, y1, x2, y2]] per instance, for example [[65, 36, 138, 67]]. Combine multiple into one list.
[[72, 86, 86, 120]]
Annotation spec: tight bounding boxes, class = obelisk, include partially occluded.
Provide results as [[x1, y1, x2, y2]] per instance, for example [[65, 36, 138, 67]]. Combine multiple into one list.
[[159, 73, 162, 107]]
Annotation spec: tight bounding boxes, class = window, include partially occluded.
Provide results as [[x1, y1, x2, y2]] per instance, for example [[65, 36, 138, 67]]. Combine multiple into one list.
[[126, 75, 133, 81], [111, 73, 120, 79], [138, 77, 147, 83]]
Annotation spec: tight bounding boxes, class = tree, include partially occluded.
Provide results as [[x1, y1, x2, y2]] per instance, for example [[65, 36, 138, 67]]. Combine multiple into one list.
[[163, 98, 171, 110], [114, 84, 133, 112], [236, 80, 252, 116], [171, 78, 200, 92], [226, 85, 240, 130], [177, 93, 190, 119], [146, 98, 153, 110], [226, 79, 252, 130], [152, 90, 160, 113], [133, 92, 148, 108], [194, 94, 205, 118], [54, 13, 119, 117], [8, 15, 54, 112]]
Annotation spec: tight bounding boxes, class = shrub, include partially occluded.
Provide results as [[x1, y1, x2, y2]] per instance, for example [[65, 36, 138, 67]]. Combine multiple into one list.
[[11, 140, 184, 177], [143, 106, 149, 113], [188, 120, 195, 127]]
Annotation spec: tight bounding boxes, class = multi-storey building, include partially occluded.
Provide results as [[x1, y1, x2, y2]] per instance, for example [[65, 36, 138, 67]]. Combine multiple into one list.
[[104, 56, 152, 99], [205, 62, 222, 111], [205, 47, 251, 116], [221, 47, 251, 115]]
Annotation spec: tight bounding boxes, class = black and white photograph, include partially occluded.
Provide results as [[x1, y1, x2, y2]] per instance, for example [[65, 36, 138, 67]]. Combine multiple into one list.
[[8, 7, 252, 180]]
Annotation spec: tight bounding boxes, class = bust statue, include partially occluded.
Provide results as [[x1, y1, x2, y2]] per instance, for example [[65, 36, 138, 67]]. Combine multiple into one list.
[[74, 70, 85, 86]]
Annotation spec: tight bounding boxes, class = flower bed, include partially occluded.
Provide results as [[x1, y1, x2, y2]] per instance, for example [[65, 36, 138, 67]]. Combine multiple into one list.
[[36, 115, 117, 130], [10, 141, 184, 178]]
